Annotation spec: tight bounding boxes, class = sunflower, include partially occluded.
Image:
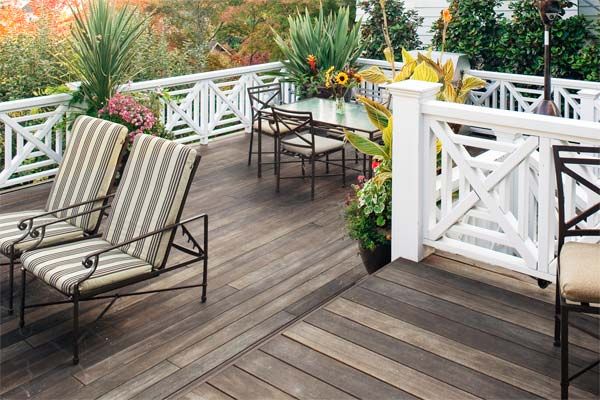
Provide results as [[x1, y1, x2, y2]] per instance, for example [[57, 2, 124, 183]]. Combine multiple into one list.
[[335, 71, 349, 86]]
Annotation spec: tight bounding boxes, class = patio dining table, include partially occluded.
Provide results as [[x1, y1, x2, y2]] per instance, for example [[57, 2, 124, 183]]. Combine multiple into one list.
[[277, 97, 380, 175]]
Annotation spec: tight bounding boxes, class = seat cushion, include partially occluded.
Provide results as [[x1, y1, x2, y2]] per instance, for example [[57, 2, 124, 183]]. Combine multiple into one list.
[[21, 238, 153, 294], [254, 120, 290, 136], [45, 116, 128, 232], [559, 242, 600, 303], [282, 134, 344, 157], [0, 211, 83, 255], [103, 135, 198, 268]]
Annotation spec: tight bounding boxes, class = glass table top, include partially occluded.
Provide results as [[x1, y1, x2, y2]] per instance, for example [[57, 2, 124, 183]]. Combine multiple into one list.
[[277, 98, 378, 133]]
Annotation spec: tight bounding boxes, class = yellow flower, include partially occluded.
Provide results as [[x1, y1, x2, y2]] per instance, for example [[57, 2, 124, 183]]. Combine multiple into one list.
[[335, 71, 349, 86], [442, 8, 452, 24], [324, 66, 335, 88]]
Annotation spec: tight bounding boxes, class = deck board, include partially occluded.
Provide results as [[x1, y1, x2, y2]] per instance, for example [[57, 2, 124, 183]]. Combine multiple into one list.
[[1, 134, 598, 400]]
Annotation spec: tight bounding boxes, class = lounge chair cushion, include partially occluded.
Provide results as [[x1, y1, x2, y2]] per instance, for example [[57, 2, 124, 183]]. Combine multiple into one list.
[[282, 134, 344, 157], [559, 242, 600, 303], [254, 120, 290, 136], [21, 238, 153, 294], [103, 135, 198, 268], [45, 116, 128, 232], [0, 211, 83, 255]]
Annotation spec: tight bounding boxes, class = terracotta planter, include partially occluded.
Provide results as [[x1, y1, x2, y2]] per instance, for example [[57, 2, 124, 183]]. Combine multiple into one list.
[[359, 243, 391, 274]]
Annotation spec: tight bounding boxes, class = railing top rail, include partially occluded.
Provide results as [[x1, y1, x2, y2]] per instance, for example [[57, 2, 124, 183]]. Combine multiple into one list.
[[124, 61, 285, 92], [0, 93, 72, 113], [467, 69, 600, 91], [422, 99, 600, 144]]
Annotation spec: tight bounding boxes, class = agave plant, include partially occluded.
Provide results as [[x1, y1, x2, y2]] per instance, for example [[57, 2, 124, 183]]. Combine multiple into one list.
[[64, 0, 149, 112], [273, 6, 363, 96]]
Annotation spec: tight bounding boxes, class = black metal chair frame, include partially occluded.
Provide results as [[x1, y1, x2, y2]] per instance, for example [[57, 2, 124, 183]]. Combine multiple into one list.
[[18, 155, 208, 365], [272, 107, 346, 200], [1, 144, 129, 315], [552, 145, 600, 399], [247, 83, 283, 178]]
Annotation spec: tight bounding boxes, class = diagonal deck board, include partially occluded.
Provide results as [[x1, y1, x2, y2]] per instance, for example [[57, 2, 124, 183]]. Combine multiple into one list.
[[181, 259, 599, 400]]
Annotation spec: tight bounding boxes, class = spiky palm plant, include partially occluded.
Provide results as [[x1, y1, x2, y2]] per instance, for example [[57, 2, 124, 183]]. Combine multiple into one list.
[[65, 0, 149, 112], [273, 6, 363, 95]]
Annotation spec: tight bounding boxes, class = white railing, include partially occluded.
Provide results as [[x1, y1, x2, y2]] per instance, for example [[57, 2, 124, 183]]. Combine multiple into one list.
[[388, 80, 600, 281], [0, 62, 289, 189], [2, 57, 599, 190]]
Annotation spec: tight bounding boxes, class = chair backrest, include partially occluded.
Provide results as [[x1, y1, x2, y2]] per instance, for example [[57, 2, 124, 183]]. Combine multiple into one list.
[[553, 145, 600, 252], [45, 115, 128, 232], [248, 83, 282, 121], [103, 135, 200, 268], [271, 107, 315, 152]]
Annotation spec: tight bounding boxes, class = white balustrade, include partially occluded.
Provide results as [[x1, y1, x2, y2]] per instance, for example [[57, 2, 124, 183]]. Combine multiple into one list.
[[388, 80, 600, 281], [1, 57, 598, 190]]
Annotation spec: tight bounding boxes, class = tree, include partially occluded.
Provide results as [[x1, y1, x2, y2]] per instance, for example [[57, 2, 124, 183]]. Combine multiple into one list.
[[359, 0, 422, 59]]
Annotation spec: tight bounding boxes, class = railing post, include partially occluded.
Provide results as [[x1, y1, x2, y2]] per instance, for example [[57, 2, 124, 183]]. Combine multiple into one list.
[[387, 80, 442, 262], [578, 89, 600, 122]]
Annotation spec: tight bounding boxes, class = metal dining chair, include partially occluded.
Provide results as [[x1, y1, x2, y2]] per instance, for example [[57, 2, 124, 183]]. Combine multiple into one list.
[[247, 83, 290, 177], [271, 107, 346, 200], [552, 144, 599, 400]]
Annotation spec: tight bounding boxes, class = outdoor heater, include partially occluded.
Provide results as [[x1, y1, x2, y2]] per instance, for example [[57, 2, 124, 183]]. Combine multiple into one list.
[[534, 0, 567, 117]]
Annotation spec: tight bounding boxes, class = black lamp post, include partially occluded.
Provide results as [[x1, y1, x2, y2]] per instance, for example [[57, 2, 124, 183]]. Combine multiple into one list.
[[534, 0, 567, 117]]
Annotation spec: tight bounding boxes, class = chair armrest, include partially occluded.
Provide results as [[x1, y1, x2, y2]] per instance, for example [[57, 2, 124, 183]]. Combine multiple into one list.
[[23, 204, 112, 252], [17, 194, 115, 233], [79, 213, 208, 284]]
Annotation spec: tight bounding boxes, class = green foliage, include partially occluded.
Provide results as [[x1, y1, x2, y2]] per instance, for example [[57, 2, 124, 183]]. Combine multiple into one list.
[[431, 0, 505, 70], [64, 0, 149, 112], [430, 0, 599, 81], [274, 6, 363, 96], [0, 25, 73, 101], [345, 177, 392, 250], [359, 0, 422, 59]]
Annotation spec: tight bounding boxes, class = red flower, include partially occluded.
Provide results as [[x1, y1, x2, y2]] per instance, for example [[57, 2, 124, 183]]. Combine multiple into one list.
[[371, 160, 381, 170], [307, 54, 317, 73]]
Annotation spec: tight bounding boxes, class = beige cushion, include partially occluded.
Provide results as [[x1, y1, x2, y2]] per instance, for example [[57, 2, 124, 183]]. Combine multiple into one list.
[[21, 238, 153, 294], [282, 134, 344, 157], [559, 242, 600, 303], [254, 120, 290, 136]]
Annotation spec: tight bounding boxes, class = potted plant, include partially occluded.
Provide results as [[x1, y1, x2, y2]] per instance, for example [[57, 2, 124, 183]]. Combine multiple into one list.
[[345, 164, 392, 274]]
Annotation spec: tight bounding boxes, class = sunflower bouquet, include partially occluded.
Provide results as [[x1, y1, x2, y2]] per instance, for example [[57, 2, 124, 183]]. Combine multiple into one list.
[[324, 66, 363, 113]]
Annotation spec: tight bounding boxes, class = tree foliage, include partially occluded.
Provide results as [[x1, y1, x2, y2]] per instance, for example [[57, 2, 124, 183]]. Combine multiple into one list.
[[359, 0, 422, 59]]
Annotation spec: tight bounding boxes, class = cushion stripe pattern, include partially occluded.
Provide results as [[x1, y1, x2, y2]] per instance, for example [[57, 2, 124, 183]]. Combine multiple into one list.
[[45, 116, 128, 232], [103, 135, 197, 268], [0, 211, 83, 254], [21, 238, 152, 294]]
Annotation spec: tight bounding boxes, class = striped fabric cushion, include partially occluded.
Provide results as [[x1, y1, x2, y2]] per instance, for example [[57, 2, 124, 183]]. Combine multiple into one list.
[[45, 116, 128, 232], [21, 238, 152, 294], [103, 135, 198, 268], [0, 211, 83, 255]]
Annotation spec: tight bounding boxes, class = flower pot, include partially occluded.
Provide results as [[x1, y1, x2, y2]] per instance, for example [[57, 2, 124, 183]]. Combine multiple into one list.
[[359, 243, 391, 274]]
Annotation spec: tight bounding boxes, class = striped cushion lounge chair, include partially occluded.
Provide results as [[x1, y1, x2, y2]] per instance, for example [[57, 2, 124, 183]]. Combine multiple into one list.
[[0, 116, 128, 314], [19, 134, 207, 365]]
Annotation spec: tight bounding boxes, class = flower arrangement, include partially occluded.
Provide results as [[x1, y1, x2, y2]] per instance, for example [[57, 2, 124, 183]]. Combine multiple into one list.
[[323, 66, 363, 113], [98, 93, 170, 144]]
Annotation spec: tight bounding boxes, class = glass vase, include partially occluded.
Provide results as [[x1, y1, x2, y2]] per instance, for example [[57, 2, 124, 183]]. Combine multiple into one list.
[[335, 97, 346, 115]]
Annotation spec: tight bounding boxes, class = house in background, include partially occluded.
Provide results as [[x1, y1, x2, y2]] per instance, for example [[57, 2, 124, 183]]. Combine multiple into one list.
[[357, 0, 599, 45]]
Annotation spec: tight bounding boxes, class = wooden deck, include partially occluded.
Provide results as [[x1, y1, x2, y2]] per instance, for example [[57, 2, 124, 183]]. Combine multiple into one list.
[[1, 134, 598, 399]]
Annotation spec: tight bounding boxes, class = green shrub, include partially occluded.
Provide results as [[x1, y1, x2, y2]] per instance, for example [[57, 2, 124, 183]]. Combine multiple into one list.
[[0, 25, 73, 101], [359, 0, 422, 58], [431, 0, 505, 70], [430, 0, 599, 81]]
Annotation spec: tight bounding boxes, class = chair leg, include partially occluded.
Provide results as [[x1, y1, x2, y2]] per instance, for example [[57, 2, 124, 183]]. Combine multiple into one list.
[[276, 143, 281, 194], [73, 291, 80, 365], [326, 154, 330, 174], [19, 268, 26, 329], [342, 149, 346, 187], [258, 129, 263, 178], [560, 304, 569, 400], [247, 127, 254, 166], [554, 277, 561, 347], [311, 156, 316, 201], [273, 136, 278, 176], [8, 247, 14, 315], [355, 150, 359, 164], [201, 217, 208, 304]]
